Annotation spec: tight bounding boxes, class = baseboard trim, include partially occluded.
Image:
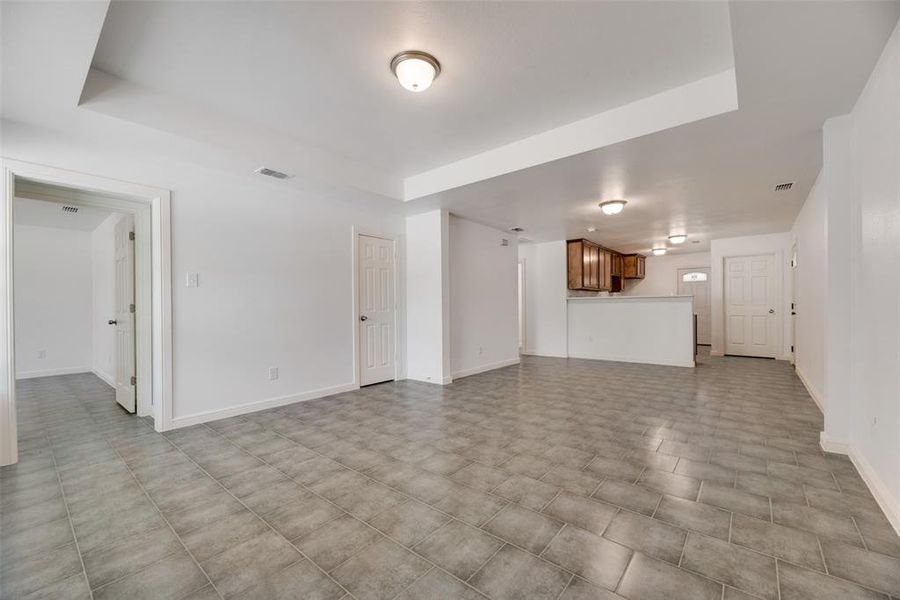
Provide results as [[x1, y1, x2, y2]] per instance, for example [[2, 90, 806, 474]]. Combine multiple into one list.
[[795, 367, 824, 414], [822, 435, 900, 538], [452, 357, 520, 380], [171, 381, 359, 429], [91, 368, 115, 388], [405, 375, 453, 385], [819, 433, 851, 454], [15, 366, 91, 380], [521, 350, 569, 359], [567, 353, 695, 368]]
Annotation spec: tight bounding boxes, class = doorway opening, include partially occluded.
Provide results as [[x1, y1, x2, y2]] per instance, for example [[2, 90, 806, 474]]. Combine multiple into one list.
[[2, 160, 173, 466], [677, 267, 710, 346]]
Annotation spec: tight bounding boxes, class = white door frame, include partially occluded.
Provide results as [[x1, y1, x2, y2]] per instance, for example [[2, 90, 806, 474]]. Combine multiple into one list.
[[675, 266, 711, 345], [518, 258, 526, 353], [352, 229, 400, 387], [722, 252, 781, 358], [2, 159, 173, 466]]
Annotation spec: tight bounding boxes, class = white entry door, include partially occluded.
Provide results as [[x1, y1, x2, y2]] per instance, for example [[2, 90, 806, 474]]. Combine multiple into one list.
[[724, 254, 779, 358], [358, 235, 395, 386], [114, 215, 136, 412], [677, 268, 710, 345]]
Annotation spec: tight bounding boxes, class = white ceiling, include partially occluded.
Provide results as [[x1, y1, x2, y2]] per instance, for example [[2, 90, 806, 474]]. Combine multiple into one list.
[[15, 197, 111, 232], [2, 1, 899, 254], [91, 1, 734, 177]]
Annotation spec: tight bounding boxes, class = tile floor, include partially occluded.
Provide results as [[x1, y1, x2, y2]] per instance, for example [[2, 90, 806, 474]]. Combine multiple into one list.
[[3, 352, 900, 600]]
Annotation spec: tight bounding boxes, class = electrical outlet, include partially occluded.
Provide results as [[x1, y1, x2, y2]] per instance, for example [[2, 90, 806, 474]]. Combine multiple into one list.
[[268, 367, 278, 381], [186, 272, 200, 288], [37, 349, 46, 359]]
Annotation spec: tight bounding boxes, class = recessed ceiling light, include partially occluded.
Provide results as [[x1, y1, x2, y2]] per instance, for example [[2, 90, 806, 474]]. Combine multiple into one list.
[[390, 50, 441, 92], [599, 200, 627, 215], [586, 226, 597, 232], [651, 247, 667, 256], [668, 234, 688, 244]]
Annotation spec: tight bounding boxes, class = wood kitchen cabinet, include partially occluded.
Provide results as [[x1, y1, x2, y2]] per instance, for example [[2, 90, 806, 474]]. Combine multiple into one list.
[[568, 239, 616, 291], [622, 254, 646, 279]]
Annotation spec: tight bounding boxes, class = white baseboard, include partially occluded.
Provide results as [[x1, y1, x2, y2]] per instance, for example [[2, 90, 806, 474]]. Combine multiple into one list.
[[795, 366, 824, 414], [91, 368, 115, 388], [15, 366, 91, 380], [405, 375, 453, 385], [819, 433, 851, 454], [171, 381, 359, 429], [567, 352, 695, 368], [522, 350, 569, 359], [452, 357, 520, 380]]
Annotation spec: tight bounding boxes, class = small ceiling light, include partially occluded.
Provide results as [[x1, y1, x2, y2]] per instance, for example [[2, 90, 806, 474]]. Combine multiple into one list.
[[390, 50, 441, 92], [651, 247, 667, 256], [510, 227, 524, 233], [586, 226, 597, 232], [668, 234, 688, 244], [599, 200, 627, 215]]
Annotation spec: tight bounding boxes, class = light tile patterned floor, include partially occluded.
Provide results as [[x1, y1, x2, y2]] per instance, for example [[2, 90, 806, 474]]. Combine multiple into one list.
[[3, 352, 900, 600]]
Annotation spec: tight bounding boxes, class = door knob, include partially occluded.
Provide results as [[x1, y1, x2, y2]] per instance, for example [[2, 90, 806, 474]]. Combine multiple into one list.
[[768, 309, 775, 314], [360, 315, 368, 321], [108, 319, 118, 325]]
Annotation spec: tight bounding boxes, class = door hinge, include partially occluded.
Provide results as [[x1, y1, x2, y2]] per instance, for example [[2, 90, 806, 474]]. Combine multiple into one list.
[[129, 231, 135, 241], [129, 303, 136, 313], [130, 375, 137, 386]]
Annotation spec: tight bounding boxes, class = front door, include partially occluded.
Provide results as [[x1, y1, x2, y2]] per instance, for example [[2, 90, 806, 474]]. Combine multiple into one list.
[[677, 267, 711, 345], [724, 254, 779, 358], [114, 215, 136, 411], [358, 235, 395, 386]]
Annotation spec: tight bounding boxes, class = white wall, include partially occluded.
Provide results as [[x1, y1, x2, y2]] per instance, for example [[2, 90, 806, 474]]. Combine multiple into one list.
[[815, 21, 900, 532], [91, 213, 119, 386], [4, 121, 406, 424], [623, 251, 710, 296], [405, 210, 450, 384], [791, 173, 825, 409], [449, 216, 519, 378], [518, 241, 568, 357], [709, 232, 793, 359], [14, 224, 93, 377]]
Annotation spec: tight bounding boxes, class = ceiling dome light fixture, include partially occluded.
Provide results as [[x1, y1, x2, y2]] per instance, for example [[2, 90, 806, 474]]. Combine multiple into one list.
[[668, 234, 688, 244], [599, 200, 627, 215], [651, 247, 667, 256], [390, 50, 441, 92]]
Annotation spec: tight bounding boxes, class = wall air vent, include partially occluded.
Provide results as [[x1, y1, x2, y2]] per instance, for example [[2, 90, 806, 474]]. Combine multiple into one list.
[[255, 167, 293, 180], [60, 205, 79, 214], [774, 182, 794, 192]]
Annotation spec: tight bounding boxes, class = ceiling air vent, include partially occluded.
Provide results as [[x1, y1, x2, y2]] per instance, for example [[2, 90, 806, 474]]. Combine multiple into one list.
[[774, 182, 794, 192], [61, 205, 79, 214], [255, 167, 293, 180]]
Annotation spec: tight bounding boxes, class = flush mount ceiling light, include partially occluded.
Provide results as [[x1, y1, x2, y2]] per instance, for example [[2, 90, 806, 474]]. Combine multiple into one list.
[[668, 234, 688, 244], [599, 200, 627, 215], [651, 247, 667, 256], [390, 50, 441, 92]]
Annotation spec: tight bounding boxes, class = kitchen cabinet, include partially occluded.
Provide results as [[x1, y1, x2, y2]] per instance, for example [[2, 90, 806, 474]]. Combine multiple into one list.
[[569, 239, 617, 291], [623, 254, 646, 279]]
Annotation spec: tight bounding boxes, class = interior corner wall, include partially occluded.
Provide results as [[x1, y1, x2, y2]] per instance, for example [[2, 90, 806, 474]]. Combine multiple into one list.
[[449, 215, 519, 379], [91, 213, 120, 386], [791, 172, 826, 410], [14, 224, 93, 377], [518, 241, 568, 358], [709, 232, 793, 359], [623, 251, 711, 297], [405, 209, 451, 384]]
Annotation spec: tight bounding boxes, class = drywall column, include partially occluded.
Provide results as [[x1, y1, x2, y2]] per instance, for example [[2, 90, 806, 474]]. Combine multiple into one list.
[[405, 209, 452, 384], [821, 115, 855, 450]]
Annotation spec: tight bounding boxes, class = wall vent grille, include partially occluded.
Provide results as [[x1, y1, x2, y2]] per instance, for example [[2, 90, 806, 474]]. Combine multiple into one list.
[[774, 182, 794, 192], [60, 205, 79, 214], [255, 167, 293, 180]]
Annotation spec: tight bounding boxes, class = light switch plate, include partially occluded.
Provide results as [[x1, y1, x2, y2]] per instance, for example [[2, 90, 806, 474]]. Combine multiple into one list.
[[186, 272, 199, 288], [268, 367, 279, 381]]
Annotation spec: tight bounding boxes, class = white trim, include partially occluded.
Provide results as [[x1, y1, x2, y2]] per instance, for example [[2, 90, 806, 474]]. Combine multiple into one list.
[[172, 382, 358, 429], [820, 434, 900, 538], [452, 357, 520, 380], [92, 368, 115, 388], [405, 375, 453, 386], [566, 352, 695, 368], [352, 229, 401, 388], [795, 366, 824, 413], [521, 350, 569, 359], [1, 160, 173, 466], [16, 366, 91, 379]]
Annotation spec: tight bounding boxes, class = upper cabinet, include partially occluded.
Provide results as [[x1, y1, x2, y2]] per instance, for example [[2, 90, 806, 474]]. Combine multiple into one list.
[[622, 254, 646, 279], [568, 239, 615, 291]]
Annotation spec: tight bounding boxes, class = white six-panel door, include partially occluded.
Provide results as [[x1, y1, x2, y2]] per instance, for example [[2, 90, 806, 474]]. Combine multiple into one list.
[[114, 215, 137, 412], [724, 254, 778, 358], [677, 267, 711, 345], [358, 235, 395, 386]]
